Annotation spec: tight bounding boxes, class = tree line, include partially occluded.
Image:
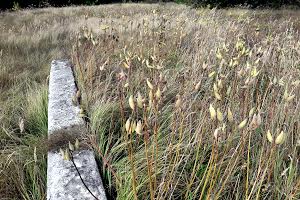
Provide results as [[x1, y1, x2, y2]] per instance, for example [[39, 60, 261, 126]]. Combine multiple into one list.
[[1, 0, 299, 10]]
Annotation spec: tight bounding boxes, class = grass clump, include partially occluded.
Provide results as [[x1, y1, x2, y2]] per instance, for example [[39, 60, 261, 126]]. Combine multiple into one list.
[[72, 3, 300, 200]]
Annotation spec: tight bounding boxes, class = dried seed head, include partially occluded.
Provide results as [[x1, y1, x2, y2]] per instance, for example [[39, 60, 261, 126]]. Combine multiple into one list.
[[75, 139, 80, 150], [227, 107, 234, 123], [125, 118, 131, 133], [135, 120, 143, 135], [217, 108, 223, 122], [275, 131, 286, 145], [155, 87, 161, 99], [137, 92, 143, 108], [64, 149, 70, 161], [129, 95, 135, 110], [149, 90, 153, 102], [175, 95, 182, 108], [267, 130, 273, 143], [213, 83, 218, 93], [286, 94, 295, 102], [217, 79, 223, 89], [214, 92, 222, 100], [146, 78, 154, 90], [34, 147, 37, 163], [69, 141, 74, 151], [19, 117, 25, 134], [195, 80, 201, 91], [248, 107, 255, 118], [214, 128, 220, 140], [131, 121, 136, 134], [238, 119, 247, 129], [209, 104, 217, 120], [60, 148, 65, 157]]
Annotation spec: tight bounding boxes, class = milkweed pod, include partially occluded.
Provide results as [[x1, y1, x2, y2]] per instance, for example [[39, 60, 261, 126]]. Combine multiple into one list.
[[129, 95, 135, 110], [146, 78, 154, 90], [137, 92, 143, 108], [275, 131, 286, 145], [209, 104, 216, 120], [135, 120, 143, 135], [227, 107, 234, 123], [238, 119, 247, 129], [266, 130, 273, 143], [125, 118, 131, 133], [217, 108, 223, 122]]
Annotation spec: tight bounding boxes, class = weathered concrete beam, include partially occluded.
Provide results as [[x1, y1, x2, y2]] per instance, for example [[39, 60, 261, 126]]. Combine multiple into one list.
[[47, 60, 107, 200]]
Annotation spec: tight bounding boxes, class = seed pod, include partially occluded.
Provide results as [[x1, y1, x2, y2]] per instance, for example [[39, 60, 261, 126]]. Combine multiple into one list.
[[209, 104, 217, 120], [217, 108, 223, 122], [135, 120, 143, 135], [275, 131, 286, 145], [146, 78, 154, 90], [227, 107, 234, 123], [238, 119, 247, 129], [266, 130, 273, 143], [129, 95, 135, 110]]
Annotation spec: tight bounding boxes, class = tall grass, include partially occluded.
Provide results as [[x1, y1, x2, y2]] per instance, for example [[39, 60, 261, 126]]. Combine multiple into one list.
[[73, 4, 300, 200]]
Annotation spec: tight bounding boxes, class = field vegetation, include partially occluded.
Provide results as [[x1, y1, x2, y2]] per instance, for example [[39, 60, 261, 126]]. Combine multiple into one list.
[[0, 3, 299, 200]]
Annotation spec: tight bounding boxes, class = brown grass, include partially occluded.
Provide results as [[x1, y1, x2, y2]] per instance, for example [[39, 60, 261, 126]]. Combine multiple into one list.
[[0, 3, 299, 200]]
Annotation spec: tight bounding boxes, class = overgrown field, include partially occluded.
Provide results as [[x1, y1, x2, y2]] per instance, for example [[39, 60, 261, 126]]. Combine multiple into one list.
[[1, 3, 300, 200]]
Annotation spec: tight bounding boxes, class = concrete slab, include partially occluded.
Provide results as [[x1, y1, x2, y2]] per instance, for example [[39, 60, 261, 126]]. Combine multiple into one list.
[[47, 60, 106, 200]]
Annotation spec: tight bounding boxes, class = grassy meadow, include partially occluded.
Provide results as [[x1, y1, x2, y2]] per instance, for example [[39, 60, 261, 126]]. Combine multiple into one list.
[[1, 3, 300, 200]]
